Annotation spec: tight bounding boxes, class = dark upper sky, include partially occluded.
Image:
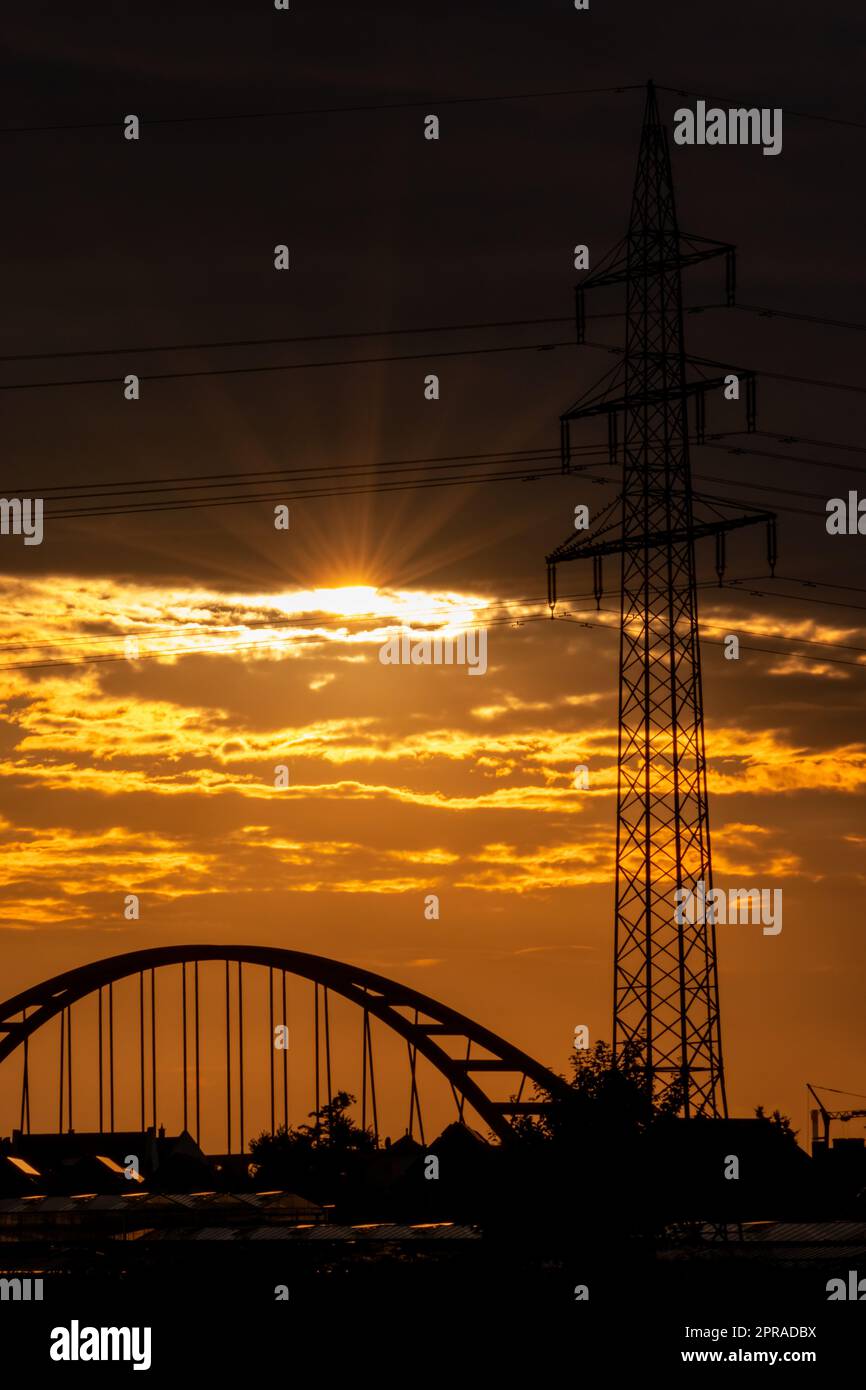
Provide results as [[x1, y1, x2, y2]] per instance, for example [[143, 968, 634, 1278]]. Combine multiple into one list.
[[3, 0, 864, 591]]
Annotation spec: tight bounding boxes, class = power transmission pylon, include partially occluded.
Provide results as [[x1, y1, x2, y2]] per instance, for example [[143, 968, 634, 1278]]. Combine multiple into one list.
[[546, 81, 777, 1118]]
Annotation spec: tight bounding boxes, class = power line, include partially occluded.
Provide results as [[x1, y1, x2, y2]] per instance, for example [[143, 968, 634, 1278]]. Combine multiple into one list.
[[699, 494, 821, 522], [0, 597, 543, 655], [4, 329, 866, 401], [1, 428, 852, 527], [770, 575, 866, 598], [3, 572, 863, 670], [1, 426, 859, 517], [749, 430, 866, 456], [0, 571, 781, 657], [568, 588, 866, 655], [2, 299, 864, 370], [23, 464, 571, 521], [725, 580, 866, 616], [696, 615, 866, 658], [0, 465, 764, 522], [0, 338, 579, 392], [0, 315, 580, 364], [5, 428, 863, 506], [3, 603, 861, 675], [0, 572, 808, 656], [692, 466, 841, 505], [729, 303, 866, 334], [9, 444, 582, 501], [559, 611, 866, 672], [4, 82, 862, 139], [0, 608, 563, 674], [656, 84, 866, 133], [17, 464, 829, 524], [750, 367, 866, 398], [578, 338, 866, 399], [702, 440, 865, 479], [0, 455, 835, 523], [0, 580, 627, 657], [0, 83, 646, 138]]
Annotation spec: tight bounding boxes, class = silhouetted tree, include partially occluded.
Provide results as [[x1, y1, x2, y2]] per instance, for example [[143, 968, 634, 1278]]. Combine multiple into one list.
[[754, 1104, 799, 1148], [249, 1091, 375, 1195], [498, 1040, 681, 1243], [511, 1038, 682, 1147]]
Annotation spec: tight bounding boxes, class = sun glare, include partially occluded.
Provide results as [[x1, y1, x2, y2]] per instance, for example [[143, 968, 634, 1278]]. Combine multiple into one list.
[[271, 584, 490, 632]]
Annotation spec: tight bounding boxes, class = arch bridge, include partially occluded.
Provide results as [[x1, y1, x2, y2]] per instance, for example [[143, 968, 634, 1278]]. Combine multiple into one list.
[[0, 945, 571, 1149]]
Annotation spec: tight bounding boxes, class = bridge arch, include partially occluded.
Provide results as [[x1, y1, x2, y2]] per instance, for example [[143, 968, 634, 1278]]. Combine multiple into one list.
[[0, 945, 571, 1143]]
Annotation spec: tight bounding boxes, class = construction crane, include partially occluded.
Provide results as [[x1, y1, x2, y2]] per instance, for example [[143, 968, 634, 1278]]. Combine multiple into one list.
[[806, 1083, 866, 1152]]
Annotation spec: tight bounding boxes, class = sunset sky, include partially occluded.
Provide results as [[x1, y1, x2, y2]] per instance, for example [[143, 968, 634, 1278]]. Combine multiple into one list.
[[1, 0, 864, 1149]]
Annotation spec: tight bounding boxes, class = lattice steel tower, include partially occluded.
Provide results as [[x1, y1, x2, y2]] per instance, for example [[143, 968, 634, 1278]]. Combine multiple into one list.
[[546, 82, 776, 1117]]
